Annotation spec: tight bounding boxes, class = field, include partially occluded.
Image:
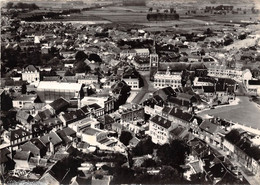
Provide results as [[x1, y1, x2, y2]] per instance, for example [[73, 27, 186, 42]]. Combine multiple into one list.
[[44, 4, 259, 32]]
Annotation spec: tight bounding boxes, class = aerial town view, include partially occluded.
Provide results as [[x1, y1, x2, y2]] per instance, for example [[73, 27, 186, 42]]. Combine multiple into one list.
[[1, 0, 260, 184]]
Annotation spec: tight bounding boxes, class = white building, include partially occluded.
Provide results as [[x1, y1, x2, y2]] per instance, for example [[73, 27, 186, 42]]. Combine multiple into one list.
[[123, 78, 140, 90], [154, 67, 182, 89], [242, 69, 253, 85], [22, 65, 40, 84], [120, 48, 150, 58], [77, 75, 98, 85], [206, 64, 243, 80], [148, 115, 174, 145], [246, 80, 260, 95], [13, 95, 37, 109]]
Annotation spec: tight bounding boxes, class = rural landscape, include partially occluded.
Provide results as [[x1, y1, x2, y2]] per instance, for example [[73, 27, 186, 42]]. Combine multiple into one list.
[[1, 0, 260, 184]]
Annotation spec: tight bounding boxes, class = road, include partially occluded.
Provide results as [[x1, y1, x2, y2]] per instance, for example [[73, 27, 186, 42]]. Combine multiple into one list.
[[132, 71, 155, 104]]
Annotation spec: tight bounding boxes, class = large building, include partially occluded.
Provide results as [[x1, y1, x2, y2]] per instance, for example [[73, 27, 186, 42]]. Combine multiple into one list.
[[22, 65, 40, 84], [148, 115, 173, 145], [37, 81, 83, 102], [206, 63, 243, 80], [154, 67, 182, 89]]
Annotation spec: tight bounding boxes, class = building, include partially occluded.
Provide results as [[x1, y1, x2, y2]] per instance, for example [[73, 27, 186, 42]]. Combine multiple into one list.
[[154, 67, 182, 89], [149, 115, 174, 145], [245, 80, 260, 95], [37, 81, 83, 102], [3, 128, 32, 149], [77, 75, 99, 85], [22, 65, 40, 84], [206, 64, 243, 80], [119, 103, 145, 123], [120, 48, 150, 58], [122, 68, 141, 90], [13, 95, 37, 109]]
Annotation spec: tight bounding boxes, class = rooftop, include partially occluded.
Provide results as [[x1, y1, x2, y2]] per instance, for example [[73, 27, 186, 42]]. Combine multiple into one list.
[[37, 81, 82, 91], [150, 115, 172, 129]]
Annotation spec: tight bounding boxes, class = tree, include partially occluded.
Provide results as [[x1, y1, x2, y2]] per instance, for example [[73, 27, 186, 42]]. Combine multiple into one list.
[[119, 131, 133, 146], [132, 136, 155, 156], [6, 2, 13, 9], [21, 83, 27, 94], [75, 51, 88, 62], [88, 53, 102, 63], [149, 7, 153, 12], [157, 140, 190, 168], [1, 93, 13, 111]]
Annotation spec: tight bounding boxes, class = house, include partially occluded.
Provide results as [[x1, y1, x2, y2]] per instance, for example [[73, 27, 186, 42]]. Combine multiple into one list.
[[119, 103, 145, 123], [153, 86, 176, 101], [56, 127, 77, 146], [13, 151, 32, 170], [16, 110, 34, 125], [193, 77, 216, 86], [78, 75, 99, 85], [122, 68, 141, 90], [39, 160, 71, 185], [148, 115, 174, 145], [47, 97, 70, 114], [34, 109, 53, 121], [59, 109, 86, 126], [4, 128, 32, 149], [22, 65, 40, 84], [39, 131, 63, 155], [13, 95, 37, 109], [245, 80, 260, 95], [198, 119, 223, 147], [167, 107, 194, 126], [20, 139, 47, 158]]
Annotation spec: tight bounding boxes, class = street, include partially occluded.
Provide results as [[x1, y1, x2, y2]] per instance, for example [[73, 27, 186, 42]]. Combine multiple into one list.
[[132, 71, 156, 104]]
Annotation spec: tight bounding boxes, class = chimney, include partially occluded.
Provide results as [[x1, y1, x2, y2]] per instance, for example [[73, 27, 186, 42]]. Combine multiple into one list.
[[158, 116, 161, 121], [175, 108, 177, 113]]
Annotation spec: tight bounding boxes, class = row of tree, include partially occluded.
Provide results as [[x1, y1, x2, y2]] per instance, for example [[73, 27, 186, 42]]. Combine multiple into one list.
[[147, 13, 179, 21], [6, 2, 39, 10]]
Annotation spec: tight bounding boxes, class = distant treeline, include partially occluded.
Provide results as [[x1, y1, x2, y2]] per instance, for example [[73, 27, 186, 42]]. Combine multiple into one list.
[[147, 13, 179, 21], [123, 0, 146, 6], [18, 9, 81, 21], [6, 2, 39, 10]]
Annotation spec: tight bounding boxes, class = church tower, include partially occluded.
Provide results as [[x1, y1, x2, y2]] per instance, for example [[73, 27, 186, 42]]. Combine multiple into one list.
[[150, 36, 159, 81]]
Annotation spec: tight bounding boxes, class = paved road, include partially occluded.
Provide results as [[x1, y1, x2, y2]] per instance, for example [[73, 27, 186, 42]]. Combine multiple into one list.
[[132, 71, 155, 104]]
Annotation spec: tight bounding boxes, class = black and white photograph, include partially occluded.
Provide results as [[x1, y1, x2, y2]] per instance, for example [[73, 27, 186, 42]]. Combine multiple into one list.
[[1, 0, 260, 184]]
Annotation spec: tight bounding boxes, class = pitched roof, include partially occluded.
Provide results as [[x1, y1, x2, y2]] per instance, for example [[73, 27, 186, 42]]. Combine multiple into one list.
[[49, 97, 69, 111], [24, 65, 37, 72], [35, 109, 53, 121], [10, 128, 31, 141], [40, 131, 62, 146], [169, 107, 194, 123], [62, 109, 85, 122], [199, 120, 219, 134], [63, 127, 76, 136], [14, 151, 31, 161], [150, 115, 172, 129]]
